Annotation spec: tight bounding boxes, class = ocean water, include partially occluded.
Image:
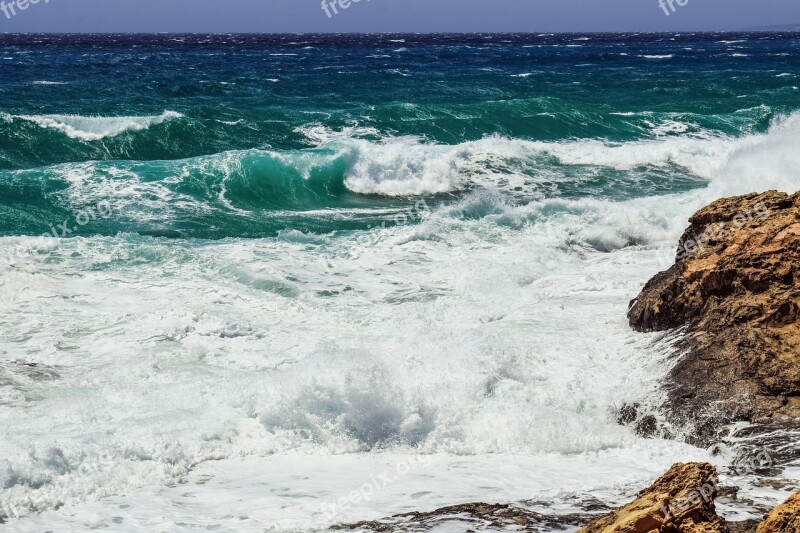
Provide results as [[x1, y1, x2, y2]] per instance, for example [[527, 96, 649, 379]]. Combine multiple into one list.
[[1, 33, 799, 530]]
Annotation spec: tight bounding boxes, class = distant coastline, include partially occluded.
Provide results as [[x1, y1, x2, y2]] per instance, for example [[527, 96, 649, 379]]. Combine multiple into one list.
[[743, 23, 800, 31]]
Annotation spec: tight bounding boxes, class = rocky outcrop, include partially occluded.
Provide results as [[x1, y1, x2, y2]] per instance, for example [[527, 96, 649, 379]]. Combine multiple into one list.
[[627, 191, 800, 445], [757, 492, 800, 533], [577, 462, 728, 533]]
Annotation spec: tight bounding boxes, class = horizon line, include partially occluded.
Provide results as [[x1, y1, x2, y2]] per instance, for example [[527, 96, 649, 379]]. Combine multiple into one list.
[[1, 29, 799, 36]]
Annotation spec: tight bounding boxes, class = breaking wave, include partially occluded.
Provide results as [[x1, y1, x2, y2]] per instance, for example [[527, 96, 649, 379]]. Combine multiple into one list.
[[10, 111, 184, 141]]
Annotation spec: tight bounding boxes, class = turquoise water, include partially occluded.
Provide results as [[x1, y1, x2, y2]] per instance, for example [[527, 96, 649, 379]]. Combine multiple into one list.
[[1, 33, 798, 238]]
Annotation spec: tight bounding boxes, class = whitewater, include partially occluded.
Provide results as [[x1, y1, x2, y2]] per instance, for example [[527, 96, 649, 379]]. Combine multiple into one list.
[[1, 33, 799, 531]]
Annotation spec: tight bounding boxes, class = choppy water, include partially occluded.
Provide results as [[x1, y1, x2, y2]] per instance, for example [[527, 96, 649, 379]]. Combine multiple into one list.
[[1, 33, 799, 530]]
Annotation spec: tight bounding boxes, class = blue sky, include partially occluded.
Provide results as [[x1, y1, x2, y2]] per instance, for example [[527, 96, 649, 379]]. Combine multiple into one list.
[[1, 0, 799, 33]]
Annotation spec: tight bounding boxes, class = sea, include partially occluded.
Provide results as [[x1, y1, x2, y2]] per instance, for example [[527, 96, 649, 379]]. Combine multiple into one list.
[[1, 33, 799, 531]]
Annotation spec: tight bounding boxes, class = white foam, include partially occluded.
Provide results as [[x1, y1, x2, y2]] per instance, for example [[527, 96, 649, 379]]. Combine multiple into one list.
[[649, 120, 690, 136], [337, 134, 722, 196], [3, 111, 800, 529], [705, 111, 800, 197], [14, 111, 183, 141], [333, 111, 800, 196], [295, 123, 382, 145], [10, 446, 711, 532], [3, 207, 793, 528], [0, 191, 696, 522]]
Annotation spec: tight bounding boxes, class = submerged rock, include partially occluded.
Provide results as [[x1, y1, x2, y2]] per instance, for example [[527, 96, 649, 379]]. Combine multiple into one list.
[[627, 191, 800, 446], [577, 462, 728, 533], [334, 502, 588, 532], [334, 463, 796, 532]]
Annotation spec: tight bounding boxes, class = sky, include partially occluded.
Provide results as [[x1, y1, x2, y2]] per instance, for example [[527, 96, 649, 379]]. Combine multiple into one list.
[[0, 0, 799, 33]]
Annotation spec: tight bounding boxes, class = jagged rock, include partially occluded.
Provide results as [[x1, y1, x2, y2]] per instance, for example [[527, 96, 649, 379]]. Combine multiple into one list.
[[757, 492, 800, 533], [577, 462, 727, 533], [334, 502, 588, 531], [616, 403, 673, 440], [627, 191, 800, 445]]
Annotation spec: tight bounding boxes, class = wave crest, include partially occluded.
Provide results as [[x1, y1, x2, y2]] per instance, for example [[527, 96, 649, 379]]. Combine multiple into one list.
[[12, 111, 183, 141]]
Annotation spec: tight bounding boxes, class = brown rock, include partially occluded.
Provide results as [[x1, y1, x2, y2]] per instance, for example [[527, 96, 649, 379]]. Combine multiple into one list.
[[757, 492, 800, 533], [578, 462, 728, 533], [627, 191, 800, 445]]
